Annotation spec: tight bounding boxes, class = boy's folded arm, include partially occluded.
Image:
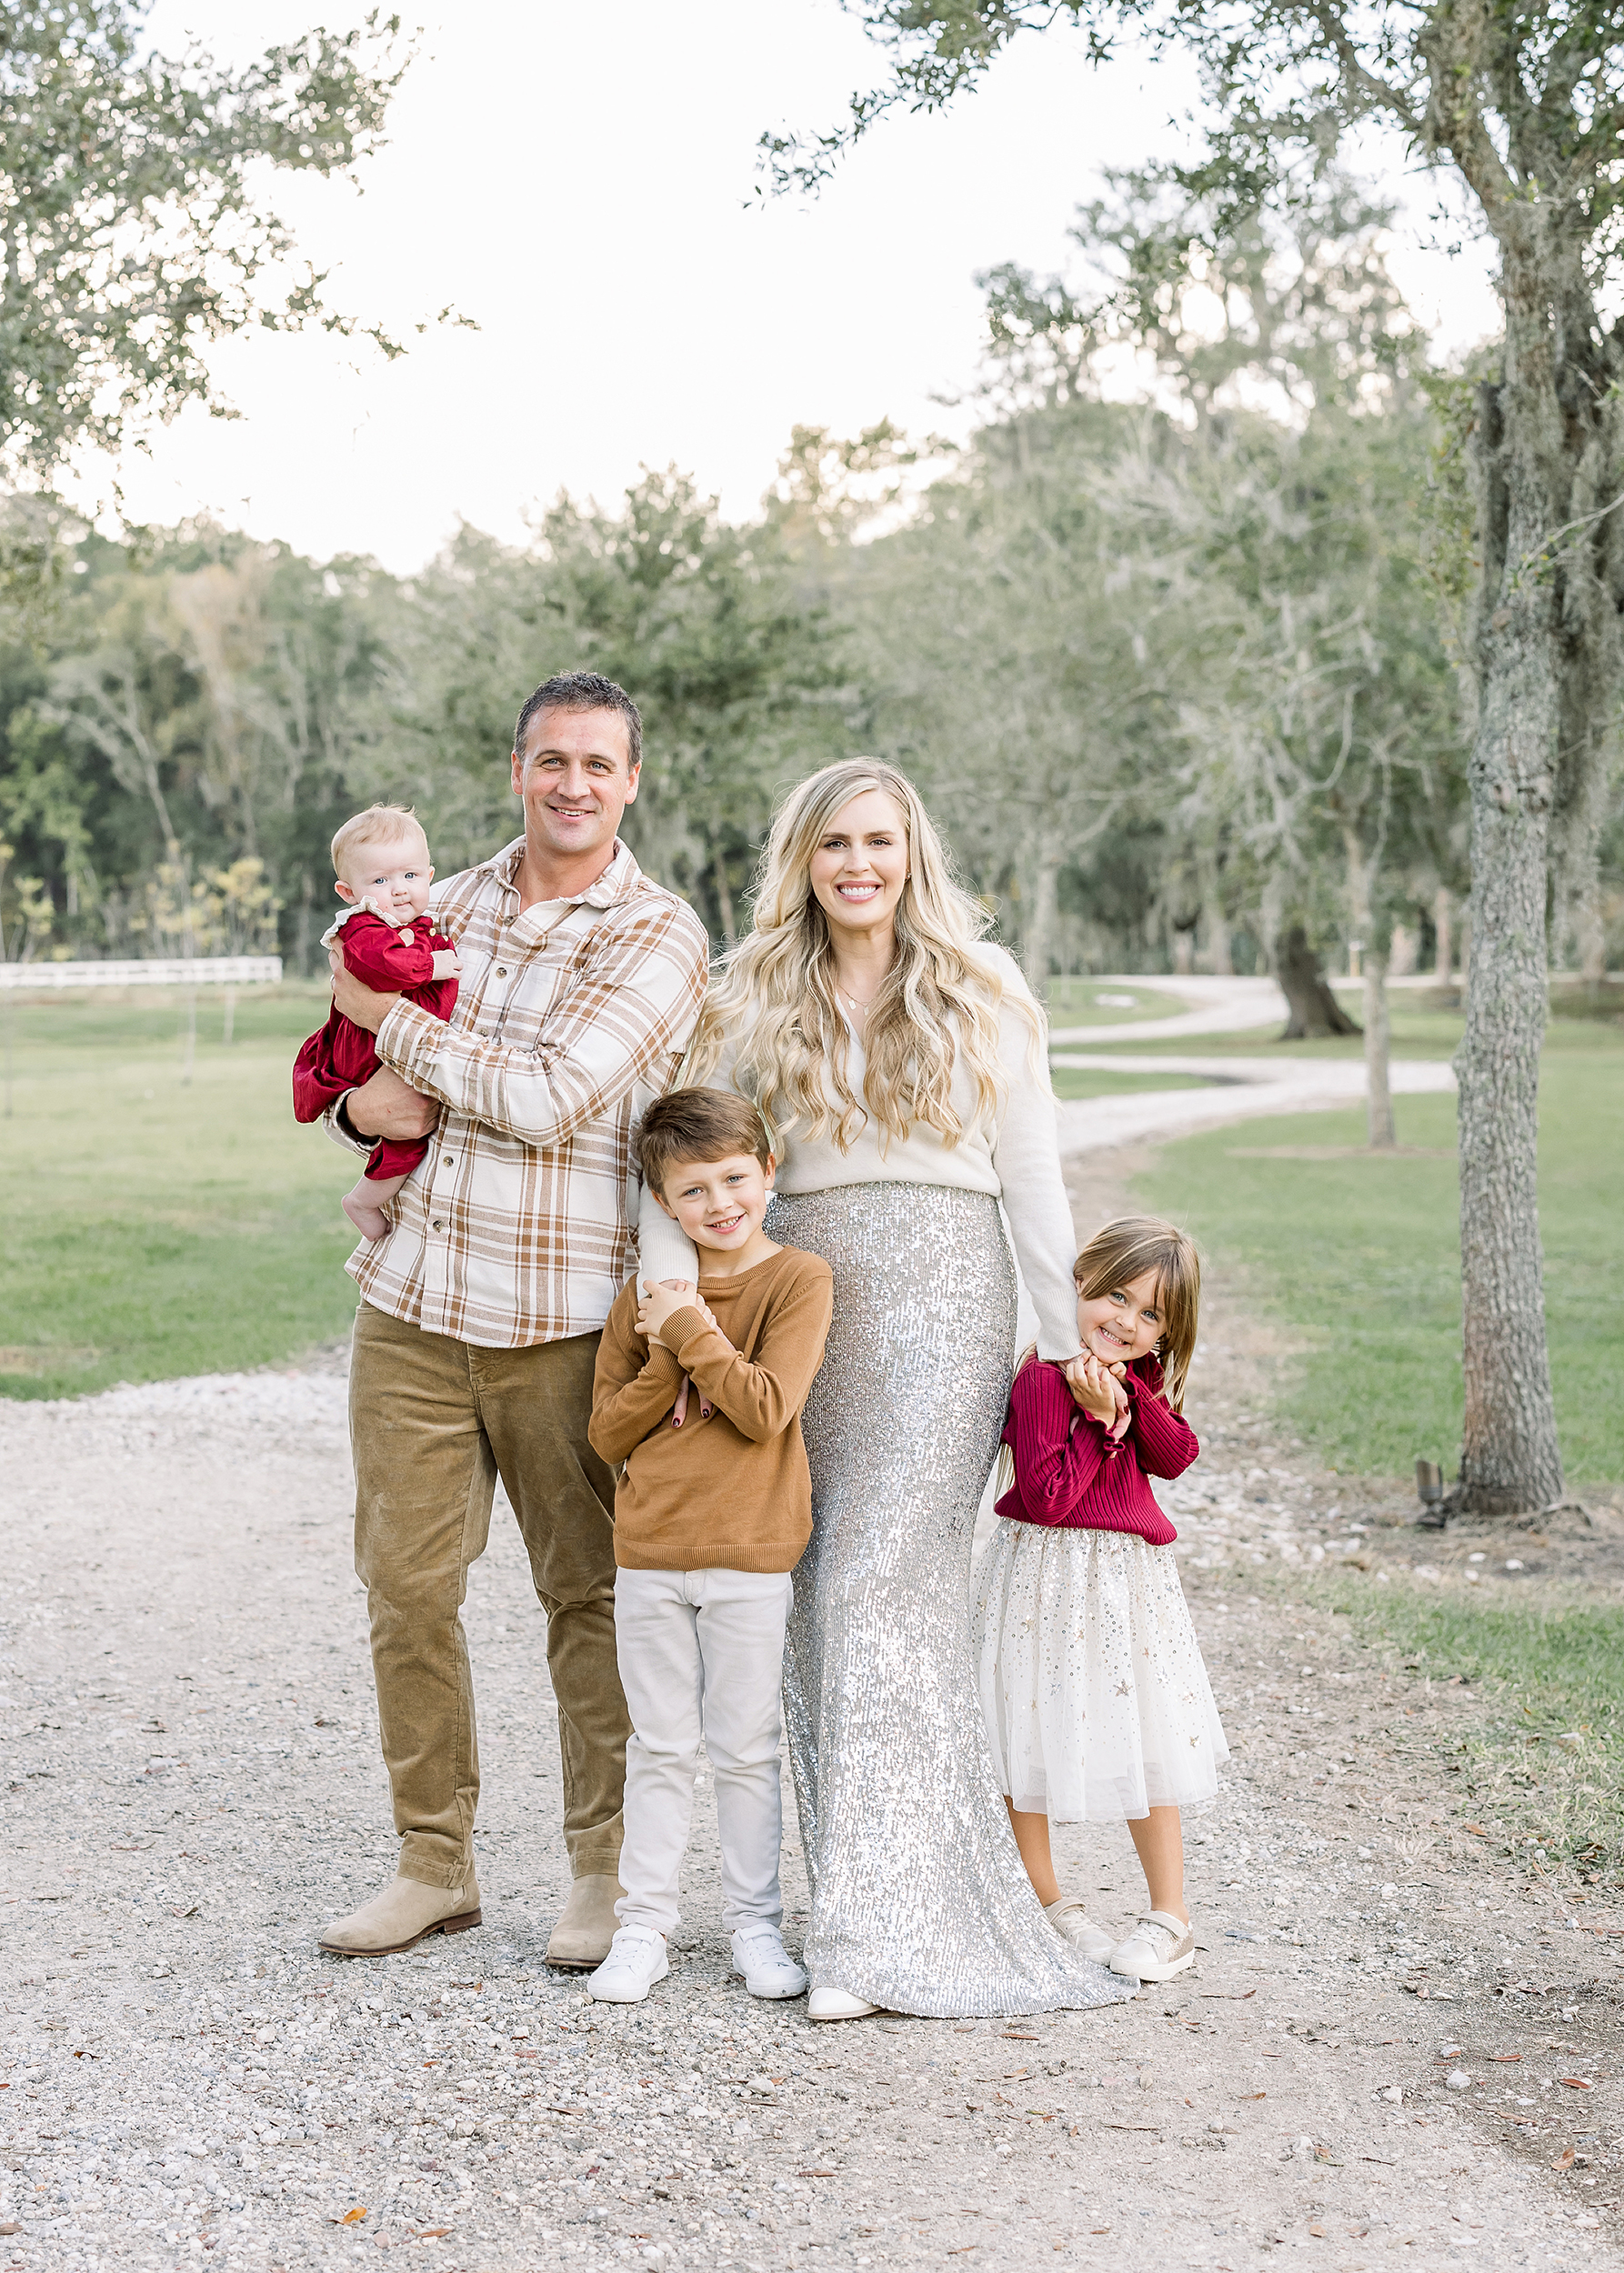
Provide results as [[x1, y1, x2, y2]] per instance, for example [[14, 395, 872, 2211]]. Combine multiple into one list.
[[588, 1297, 685, 1462], [1124, 1374, 1200, 1477], [1009, 1359, 1110, 1524], [665, 1268, 835, 1445]]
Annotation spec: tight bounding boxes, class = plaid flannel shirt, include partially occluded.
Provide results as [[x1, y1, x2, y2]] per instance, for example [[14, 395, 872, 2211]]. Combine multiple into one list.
[[332, 835, 710, 1347]]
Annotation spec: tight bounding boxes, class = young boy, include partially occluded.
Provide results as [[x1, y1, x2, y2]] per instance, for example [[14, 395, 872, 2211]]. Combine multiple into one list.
[[586, 1089, 834, 2005], [292, 805, 460, 1238]]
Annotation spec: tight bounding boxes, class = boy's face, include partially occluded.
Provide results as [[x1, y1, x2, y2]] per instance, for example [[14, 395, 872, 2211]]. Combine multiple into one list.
[[336, 836, 435, 923], [655, 1150, 776, 1255]]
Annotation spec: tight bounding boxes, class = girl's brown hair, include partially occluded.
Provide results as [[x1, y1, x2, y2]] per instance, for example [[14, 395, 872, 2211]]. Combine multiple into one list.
[[1074, 1215, 1201, 1413]]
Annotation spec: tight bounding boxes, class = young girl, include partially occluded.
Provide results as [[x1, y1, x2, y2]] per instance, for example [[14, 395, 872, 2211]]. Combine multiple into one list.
[[972, 1215, 1228, 1984]]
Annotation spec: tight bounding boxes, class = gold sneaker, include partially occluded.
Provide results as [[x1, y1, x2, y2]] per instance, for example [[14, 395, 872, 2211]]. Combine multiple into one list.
[[1044, 1898, 1115, 1963], [1109, 1910, 1196, 1982]]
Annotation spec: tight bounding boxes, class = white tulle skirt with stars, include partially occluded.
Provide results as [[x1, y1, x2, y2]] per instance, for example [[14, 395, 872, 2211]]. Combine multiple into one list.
[[971, 1520, 1229, 1824]]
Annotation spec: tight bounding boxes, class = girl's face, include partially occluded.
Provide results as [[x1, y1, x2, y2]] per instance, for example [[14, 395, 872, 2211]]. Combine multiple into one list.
[[1076, 1267, 1165, 1367], [807, 789, 909, 946]]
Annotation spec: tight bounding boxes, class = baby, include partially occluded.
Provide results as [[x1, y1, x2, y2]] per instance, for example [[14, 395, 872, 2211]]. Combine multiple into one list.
[[292, 804, 460, 1238]]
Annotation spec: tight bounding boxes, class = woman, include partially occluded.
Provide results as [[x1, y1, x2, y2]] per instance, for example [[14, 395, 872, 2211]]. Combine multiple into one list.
[[637, 760, 1130, 2020]]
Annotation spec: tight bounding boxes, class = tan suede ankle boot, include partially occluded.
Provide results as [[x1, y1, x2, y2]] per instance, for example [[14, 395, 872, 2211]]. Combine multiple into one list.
[[318, 1871, 482, 1957]]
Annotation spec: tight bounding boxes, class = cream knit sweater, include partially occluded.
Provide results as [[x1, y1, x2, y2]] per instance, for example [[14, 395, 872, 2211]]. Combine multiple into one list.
[[636, 946, 1084, 1362]]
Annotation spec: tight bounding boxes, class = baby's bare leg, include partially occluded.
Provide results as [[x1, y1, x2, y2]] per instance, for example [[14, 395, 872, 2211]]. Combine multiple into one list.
[[343, 1170, 407, 1240]]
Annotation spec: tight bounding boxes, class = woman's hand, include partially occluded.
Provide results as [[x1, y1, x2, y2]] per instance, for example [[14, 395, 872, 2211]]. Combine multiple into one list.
[[1064, 1351, 1129, 1431]]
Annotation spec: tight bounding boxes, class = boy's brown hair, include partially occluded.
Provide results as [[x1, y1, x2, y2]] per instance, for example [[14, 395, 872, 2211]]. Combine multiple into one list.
[[637, 1087, 774, 1197], [1073, 1215, 1202, 1413]]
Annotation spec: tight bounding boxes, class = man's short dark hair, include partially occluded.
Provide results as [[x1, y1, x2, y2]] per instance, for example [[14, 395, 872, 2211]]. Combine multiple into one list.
[[636, 1088, 773, 1197], [514, 672, 642, 773]]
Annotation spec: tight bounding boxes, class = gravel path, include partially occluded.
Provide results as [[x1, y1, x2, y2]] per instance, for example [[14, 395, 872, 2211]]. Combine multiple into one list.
[[1048, 976, 1287, 1045], [1051, 1056, 1457, 1156], [4, 1157, 1619, 2273]]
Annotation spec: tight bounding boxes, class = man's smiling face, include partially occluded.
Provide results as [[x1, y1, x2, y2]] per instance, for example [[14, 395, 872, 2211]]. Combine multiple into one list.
[[511, 704, 639, 866]]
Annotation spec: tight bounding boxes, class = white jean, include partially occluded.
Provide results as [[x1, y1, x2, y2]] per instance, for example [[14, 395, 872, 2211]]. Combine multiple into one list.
[[613, 1566, 795, 1938]]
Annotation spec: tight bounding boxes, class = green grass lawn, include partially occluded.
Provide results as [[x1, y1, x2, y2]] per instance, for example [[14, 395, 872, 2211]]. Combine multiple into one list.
[[0, 985, 365, 1397], [1137, 1020, 1624, 1486], [1049, 1065, 1208, 1099], [1104, 1004, 1472, 1059]]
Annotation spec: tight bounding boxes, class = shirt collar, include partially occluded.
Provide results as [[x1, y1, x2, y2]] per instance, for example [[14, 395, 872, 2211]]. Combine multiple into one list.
[[477, 835, 643, 912]]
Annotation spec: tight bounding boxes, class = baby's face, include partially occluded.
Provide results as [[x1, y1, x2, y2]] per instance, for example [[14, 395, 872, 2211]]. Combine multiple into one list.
[[336, 836, 435, 923]]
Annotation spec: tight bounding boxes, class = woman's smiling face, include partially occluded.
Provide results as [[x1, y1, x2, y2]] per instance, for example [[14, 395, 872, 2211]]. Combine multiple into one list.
[[1076, 1266, 1165, 1367], [807, 788, 909, 941]]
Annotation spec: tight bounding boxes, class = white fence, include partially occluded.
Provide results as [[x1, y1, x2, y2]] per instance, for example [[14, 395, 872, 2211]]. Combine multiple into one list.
[[0, 955, 284, 992]]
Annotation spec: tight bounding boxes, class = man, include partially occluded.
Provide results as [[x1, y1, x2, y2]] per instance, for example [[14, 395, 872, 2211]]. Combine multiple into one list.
[[316, 670, 710, 1964]]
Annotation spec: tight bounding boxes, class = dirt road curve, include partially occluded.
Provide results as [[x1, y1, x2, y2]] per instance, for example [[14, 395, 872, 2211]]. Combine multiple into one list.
[[4, 1158, 1620, 2272]]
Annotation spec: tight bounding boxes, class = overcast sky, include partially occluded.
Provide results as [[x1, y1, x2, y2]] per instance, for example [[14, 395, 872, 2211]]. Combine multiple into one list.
[[78, 0, 1502, 572]]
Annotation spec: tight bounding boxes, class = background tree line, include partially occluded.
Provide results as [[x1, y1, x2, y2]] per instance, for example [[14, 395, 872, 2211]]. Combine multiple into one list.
[[12, 178, 1609, 1033]]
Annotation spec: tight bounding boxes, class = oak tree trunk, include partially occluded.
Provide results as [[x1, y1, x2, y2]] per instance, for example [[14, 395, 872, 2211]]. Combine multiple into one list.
[[1274, 925, 1360, 1039], [1432, 884, 1453, 986], [1362, 947, 1396, 1148], [1450, 356, 1563, 1515], [1022, 845, 1059, 998]]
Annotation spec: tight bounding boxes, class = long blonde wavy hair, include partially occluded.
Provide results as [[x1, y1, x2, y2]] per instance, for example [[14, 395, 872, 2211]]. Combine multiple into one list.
[[687, 759, 1041, 1150]]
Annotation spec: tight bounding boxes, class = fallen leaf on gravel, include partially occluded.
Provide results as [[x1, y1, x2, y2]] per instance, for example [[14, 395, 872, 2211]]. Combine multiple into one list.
[[1198, 1989, 1257, 2000], [338, 2208, 368, 2224], [1242, 2092, 1267, 2100], [797, 2169, 835, 2178], [1001, 2031, 1040, 2040], [1553, 2148, 1576, 2171], [0, 2222, 19, 2236], [1560, 2078, 1593, 2088], [1463, 1825, 1488, 1837], [1492, 2054, 1523, 2062]]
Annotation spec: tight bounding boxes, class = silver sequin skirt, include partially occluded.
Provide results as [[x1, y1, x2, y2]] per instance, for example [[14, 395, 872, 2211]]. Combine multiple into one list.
[[768, 1183, 1134, 2018]]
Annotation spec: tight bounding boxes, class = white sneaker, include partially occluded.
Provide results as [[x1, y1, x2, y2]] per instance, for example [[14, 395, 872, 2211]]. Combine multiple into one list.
[[586, 1925, 668, 2004], [1044, 1898, 1114, 1963], [1109, 1911, 1196, 1982], [731, 1924, 808, 2000]]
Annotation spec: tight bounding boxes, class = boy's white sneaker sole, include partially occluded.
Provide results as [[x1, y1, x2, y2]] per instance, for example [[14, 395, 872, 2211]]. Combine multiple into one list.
[[731, 1927, 808, 1999], [586, 1928, 669, 2004]]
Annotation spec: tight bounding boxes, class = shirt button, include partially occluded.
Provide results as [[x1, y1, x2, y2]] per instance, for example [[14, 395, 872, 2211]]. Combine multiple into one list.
[[431, 1219, 444, 1233], [496, 966, 507, 977]]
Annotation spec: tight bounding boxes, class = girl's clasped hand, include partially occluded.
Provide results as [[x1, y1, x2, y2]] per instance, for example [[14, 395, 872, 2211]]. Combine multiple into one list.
[[1063, 1348, 1129, 1434]]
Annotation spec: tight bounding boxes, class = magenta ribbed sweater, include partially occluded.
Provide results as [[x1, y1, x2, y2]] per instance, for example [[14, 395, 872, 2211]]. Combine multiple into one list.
[[993, 1351, 1198, 1545]]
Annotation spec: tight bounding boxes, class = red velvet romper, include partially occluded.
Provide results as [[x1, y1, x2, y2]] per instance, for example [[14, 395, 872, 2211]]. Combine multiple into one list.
[[292, 906, 458, 1183]]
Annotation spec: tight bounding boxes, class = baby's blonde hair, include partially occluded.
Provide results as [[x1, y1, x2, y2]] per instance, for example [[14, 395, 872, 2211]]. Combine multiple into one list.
[[331, 804, 428, 876]]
